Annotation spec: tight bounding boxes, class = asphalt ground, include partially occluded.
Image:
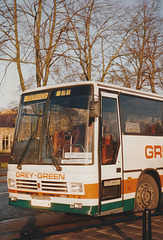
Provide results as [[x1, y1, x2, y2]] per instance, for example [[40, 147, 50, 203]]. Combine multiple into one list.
[[1, 209, 163, 239], [0, 166, 7, 183], [54, 214, 163, 240]]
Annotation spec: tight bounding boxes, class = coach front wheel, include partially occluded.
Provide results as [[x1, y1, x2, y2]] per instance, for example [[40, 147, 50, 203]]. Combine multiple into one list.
[[134, 173, 159, 214]]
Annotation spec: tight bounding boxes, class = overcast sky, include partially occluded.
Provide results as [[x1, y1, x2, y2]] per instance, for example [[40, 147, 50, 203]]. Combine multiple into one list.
[[0, 63, 20, 110]]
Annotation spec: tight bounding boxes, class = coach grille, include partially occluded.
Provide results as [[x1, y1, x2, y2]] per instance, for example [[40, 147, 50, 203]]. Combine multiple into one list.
[[16, 179, 68, 193], [41, 181, 68, 193], [16, 179, 37, 190]]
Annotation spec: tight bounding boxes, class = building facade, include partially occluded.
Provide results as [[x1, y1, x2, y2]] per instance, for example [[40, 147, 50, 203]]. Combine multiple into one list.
[[0, 110, 17, 154]]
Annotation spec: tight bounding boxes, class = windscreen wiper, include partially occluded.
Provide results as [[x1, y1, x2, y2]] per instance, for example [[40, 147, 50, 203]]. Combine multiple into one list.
[[46, 131, 62, 171], [17, 133, 34, 170], [17, 110, 42, 170]]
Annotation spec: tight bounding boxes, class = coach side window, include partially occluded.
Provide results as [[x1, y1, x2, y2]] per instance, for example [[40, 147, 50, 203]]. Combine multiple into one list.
[[119, 94, 163, 135]]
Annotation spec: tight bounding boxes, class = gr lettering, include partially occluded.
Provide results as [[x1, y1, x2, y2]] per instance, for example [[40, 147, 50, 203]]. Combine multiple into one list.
[[145, 145, 163, 159], [16, 172, 29, 178]]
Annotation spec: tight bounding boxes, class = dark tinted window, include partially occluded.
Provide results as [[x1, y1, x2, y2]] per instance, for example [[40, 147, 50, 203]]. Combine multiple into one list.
[[119, 94, 163, 135]]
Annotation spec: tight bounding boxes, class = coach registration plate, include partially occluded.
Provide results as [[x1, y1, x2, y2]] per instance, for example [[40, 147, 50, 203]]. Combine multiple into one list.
[[31, 199, 51, 207], [31, 196, 51, 208]]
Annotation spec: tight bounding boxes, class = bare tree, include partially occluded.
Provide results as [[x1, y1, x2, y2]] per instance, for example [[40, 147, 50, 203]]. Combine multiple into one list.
[[0, 0, 162, 95], [110, 0, 163, 93], [0, 0, 69, 91], [63, 0, 151, 84], [63, 0, 126, 82]]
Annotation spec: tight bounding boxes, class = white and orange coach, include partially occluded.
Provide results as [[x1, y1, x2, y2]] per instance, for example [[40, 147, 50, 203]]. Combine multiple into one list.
[[8, 82, 163, 216]]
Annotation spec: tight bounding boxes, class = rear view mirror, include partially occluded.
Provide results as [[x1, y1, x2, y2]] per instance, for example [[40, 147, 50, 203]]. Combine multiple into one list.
[[89, 101, 100, 118]]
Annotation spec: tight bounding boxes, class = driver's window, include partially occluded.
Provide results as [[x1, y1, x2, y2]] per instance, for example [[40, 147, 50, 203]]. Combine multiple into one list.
[[102, 97, 120, 164]]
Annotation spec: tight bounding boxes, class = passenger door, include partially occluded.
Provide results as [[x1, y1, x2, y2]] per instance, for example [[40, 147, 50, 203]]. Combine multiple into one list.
[[100, 92, 123, 214]]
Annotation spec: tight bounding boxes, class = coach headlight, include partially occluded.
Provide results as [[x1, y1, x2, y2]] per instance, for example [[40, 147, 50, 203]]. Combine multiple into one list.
[[8, 178, 15, 188], [70, 183, 83, 193]]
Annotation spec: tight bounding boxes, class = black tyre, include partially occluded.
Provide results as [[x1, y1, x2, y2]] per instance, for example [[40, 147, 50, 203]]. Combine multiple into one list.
[[135, 173, 159, 213]]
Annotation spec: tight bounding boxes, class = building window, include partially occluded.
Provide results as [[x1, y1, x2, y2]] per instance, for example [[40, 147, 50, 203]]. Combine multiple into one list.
[[2, 135, 13, 151], [10, 135, 13, 150]]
